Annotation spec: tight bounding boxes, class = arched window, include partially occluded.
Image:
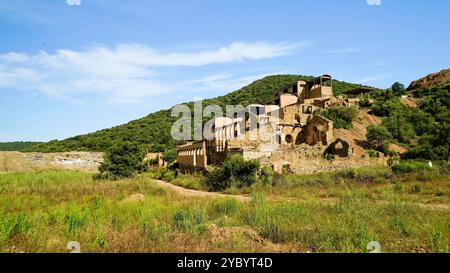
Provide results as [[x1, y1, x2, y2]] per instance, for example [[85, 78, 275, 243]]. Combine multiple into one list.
[[285, 134, 294, 144]]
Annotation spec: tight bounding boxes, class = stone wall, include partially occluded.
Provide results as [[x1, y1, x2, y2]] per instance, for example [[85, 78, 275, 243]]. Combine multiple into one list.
[[258, 145, 387, 174], [301, 116, 334, 145], [176, 141, 207, 171]]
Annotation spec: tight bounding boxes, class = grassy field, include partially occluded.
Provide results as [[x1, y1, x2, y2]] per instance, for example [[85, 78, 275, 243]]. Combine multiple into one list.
[[0, 168, 449, 253]]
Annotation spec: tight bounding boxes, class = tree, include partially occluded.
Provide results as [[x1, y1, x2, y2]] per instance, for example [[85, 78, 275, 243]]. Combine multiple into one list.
[[149, 143, 165, 153], [317, 106, 359, 129], [366, 125, 392, 152], [162, 150, 177, 164], [391, 82, 406, 95], [97, 141, 146, 180], [205, 155, 260, 191], [382, 112, 416, 144]]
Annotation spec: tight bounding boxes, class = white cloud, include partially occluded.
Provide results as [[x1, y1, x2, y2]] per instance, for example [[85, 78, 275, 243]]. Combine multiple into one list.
[[67, 0, 81, 6], [367, 0, 381, 6], [0, 42, 301, 104]]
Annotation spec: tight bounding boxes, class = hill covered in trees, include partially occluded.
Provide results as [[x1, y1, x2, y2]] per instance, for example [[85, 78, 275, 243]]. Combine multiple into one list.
[[17, 75, 372, 153], [0, 142, 42, 152]]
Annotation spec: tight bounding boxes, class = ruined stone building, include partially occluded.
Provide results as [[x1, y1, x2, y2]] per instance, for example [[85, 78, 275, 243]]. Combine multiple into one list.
[[177, 75, 383, 174]]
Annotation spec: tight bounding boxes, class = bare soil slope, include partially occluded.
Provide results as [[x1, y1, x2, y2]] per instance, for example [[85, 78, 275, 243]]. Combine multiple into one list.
[[333, 109, 406, 157]]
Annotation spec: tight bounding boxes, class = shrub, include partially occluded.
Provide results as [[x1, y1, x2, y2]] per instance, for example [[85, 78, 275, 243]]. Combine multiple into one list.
[[317, 106, 359, 129], [371, 97, 403, 117], [259, 166, 275, 186], [368, 150, 380, 158], [149, 144, 165, 153], [366, 125, 392, 152], [382, 113, 416, 144], [162, 170, 176, 182], [205, 155, 260, 191], [96, 141, 146, 180], [392, 161, 432, 174], [162, 150, 177, 164], [148, 168, 178, 182], [359, 97, 372, 108]]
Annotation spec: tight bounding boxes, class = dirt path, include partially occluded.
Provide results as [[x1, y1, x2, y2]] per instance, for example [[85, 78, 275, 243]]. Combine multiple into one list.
[[150, 179, 449, 211], [151, 179, 251, 202]]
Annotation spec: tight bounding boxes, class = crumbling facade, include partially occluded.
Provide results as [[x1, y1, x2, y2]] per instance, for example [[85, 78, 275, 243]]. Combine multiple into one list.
[[176, 75, 379, 174]]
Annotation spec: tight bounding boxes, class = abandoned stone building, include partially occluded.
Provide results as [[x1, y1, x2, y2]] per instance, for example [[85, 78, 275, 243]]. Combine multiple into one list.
[[176, 74, 384, 174]]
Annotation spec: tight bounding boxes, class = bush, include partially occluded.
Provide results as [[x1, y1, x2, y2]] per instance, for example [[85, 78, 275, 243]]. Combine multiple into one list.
[[317, 106, 359, 129], [371, 97, 403, 117], [368, 150, 380, 158], [149, 144, 165, 153], [147, 168, 178, 182], [162, 150, 177, 164], [366, 125, 392, 152], [259, 166, 275, 186], [359, 97, 372, 108], [205, 155, 260, 191], [96, 141, 146, 180], [392, 161, 432, 174], [382, 112, 416, 144]]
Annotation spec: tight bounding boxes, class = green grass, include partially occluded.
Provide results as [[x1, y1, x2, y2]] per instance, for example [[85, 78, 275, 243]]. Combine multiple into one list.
[[0, 169, 448, 253]]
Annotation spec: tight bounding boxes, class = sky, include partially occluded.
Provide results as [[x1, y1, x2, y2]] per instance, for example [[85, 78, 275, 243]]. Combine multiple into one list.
[[0, 0, 449, 142]]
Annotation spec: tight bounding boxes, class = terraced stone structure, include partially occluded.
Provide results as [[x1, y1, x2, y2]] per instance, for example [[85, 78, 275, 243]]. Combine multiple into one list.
[[177, 75, 384, 174]]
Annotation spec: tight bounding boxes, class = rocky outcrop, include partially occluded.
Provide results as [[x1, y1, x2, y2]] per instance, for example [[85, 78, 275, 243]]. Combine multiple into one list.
[[407, 68, 450, 91]]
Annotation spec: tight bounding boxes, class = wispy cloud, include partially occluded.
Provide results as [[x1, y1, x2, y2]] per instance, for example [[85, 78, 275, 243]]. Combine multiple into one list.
[[67, 0, 81, 6], [0, 42, 302, 105], [367, 0, 382, 6], [356, 74, 390, 84]]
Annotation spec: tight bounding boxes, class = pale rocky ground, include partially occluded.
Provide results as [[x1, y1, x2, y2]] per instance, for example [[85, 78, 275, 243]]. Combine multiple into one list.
[[0, 151, 103, 173]]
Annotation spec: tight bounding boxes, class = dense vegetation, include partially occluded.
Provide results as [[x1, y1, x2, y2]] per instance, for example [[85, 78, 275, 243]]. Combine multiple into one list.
[[96, 142, 146, 180], [367, 84, 450, 160], [0, 142, 41, 151], [19, 75, 373, 153], [366, 124, 393, 153], [205, 155, 260, 191], [316, 106, 359, 129]]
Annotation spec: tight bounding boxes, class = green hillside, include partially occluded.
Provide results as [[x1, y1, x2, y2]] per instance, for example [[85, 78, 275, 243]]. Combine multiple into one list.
[[0, 142, 42, 152], [23, 75, 373, 153]]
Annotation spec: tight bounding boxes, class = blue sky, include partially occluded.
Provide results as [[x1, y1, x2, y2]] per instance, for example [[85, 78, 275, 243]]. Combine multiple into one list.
[[0, 0, 449, 142]]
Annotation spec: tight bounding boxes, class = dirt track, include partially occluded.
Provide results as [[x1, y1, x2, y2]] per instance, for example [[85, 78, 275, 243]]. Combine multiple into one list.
[[150, 179, 449, 211], [151, 179, 251, 202]]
